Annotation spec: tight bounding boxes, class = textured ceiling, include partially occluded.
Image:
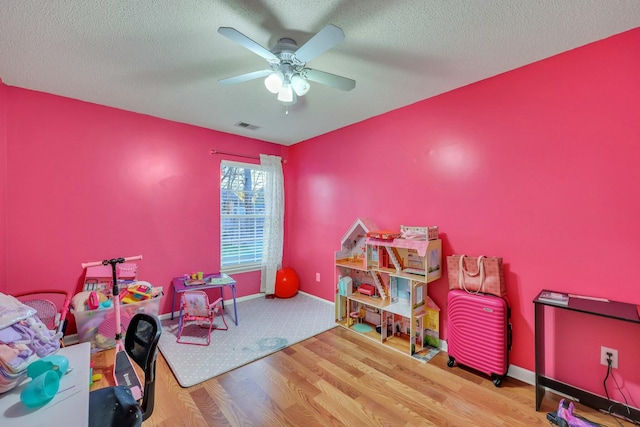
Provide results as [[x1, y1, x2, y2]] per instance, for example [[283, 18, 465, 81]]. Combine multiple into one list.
[[1, 1, 640, 146]]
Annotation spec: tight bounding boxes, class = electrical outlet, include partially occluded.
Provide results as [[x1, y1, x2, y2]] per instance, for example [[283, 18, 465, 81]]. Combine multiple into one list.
[[600, 346, 618, 369], [316, 272, 320, 282]]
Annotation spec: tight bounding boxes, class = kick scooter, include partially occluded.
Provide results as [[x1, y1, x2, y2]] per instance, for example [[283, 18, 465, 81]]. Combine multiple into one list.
[[81, 255, 144, 400]]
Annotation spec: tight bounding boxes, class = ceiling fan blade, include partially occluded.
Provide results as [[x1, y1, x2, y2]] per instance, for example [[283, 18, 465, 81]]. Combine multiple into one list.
[[218, 27, 279, 63], [294, 24, 345, 64], [303, 69, 356, 91], [218, 69, 272, 85]]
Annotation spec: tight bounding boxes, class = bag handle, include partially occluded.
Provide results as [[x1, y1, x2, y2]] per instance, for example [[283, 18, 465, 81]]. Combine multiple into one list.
[[458, 255, 486, 294]]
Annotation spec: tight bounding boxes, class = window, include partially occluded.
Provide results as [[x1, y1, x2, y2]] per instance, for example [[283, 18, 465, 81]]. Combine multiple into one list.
[[220, 161, 266, 273]]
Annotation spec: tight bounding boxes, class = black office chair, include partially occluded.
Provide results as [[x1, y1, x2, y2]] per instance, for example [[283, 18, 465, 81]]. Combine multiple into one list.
[[89, 313, 162, 427]]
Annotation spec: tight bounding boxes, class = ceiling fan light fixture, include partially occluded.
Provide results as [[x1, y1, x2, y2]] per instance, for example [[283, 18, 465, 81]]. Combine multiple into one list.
[[277, 84, 294, 102], [291, 74, 310, 96], [219, 24, 355, 108], [264, 71, 284, 94], [282, 92, 298, 108]]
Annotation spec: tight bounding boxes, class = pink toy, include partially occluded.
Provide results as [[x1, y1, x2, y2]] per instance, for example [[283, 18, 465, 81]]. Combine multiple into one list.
[[357, 283, 375, 296], [176, 291, 228, 346], [87, 291, 100, 310], [555, 399, 600, 427], [120, 283, 152, 304]]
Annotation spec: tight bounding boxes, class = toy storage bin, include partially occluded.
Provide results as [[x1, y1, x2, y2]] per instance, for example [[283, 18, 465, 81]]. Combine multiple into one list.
[[73, 296, 162, 353], [83, 263, 138, 295]]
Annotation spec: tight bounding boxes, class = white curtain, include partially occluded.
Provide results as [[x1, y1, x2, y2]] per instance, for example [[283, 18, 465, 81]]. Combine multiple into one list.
[[260, 154, 284, 295]]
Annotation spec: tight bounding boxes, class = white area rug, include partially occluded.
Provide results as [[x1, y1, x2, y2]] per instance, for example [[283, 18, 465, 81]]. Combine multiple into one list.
[[158, 293, 336, 387]]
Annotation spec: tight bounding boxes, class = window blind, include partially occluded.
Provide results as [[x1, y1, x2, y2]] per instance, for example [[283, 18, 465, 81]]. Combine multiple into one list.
[[220, 161, 266, 272]]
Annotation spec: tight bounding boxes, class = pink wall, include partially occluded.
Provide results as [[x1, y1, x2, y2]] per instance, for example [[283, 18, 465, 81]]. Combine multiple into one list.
[[1, 86, 286, 329], [0, 78, 6, 287], [2, 25, 639, 407], [286, 28, 640, 403]]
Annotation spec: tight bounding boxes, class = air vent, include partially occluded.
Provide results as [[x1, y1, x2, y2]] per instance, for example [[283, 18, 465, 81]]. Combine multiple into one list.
[[234, 122, 260, 130]]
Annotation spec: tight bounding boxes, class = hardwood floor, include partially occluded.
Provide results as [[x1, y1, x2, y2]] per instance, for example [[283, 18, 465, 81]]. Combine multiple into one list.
[[91, 327, 635, 426]]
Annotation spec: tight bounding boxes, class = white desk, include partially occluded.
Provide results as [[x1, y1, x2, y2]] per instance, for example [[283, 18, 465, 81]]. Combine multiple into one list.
[[0, 342, 90, 427]]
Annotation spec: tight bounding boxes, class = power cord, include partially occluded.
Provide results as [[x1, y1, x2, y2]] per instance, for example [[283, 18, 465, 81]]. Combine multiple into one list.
[[604, 353, 612, 401], [602, 353, 639, 426]]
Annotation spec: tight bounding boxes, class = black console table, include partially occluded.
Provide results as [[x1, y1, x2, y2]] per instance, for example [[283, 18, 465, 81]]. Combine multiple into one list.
[[534, 290, 640, 422]]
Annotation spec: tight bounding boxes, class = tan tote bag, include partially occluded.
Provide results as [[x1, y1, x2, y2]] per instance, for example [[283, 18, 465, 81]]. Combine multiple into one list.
[[447, 255, 506, 297]]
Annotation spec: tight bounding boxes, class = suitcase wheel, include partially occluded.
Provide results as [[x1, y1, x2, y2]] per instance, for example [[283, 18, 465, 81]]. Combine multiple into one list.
[[491, 375, 503, 387], [447, 356, 455, 368]]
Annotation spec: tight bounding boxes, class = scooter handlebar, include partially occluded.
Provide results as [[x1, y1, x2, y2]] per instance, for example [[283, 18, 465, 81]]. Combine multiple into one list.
[[81, 255, 143, 269]]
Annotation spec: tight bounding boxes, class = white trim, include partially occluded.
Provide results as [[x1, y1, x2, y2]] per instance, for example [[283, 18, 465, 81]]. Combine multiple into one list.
[[507, 363, 535, 385], [166, 292, 537, 385], [161, 292, 264, 320], [220, 264, 260, 275], [298, 290, 335, 305], [62, 291, 539, 389], [63, 335, 80, 346], [437, 338, 535, 385]]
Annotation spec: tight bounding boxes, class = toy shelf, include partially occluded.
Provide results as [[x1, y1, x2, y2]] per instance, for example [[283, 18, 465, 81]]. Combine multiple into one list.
[[366, 239, 442, 283], [347, 292, 389, 309], [384, 301, 411, 317], [335, 258, 368, 271], [353, 324, 381, 341], [383, 334, 411, 354], [335, 217, 442, 359], [375, 267, 427, 283]]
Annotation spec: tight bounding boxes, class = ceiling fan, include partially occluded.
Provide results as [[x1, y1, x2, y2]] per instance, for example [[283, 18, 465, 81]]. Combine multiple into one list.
[[217, 24, 356, 106]]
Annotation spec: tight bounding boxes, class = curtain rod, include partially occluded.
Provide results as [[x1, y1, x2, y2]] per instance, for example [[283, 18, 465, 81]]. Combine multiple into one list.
[[210, 149, 287, 163]]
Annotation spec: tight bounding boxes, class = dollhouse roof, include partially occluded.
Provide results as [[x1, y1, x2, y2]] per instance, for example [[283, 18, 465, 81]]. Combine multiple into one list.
[[426, 296, 440, 311], [340, 217, 377, 246]]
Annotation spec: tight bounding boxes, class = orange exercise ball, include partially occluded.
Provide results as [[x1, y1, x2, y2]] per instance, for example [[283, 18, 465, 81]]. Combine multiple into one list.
[[274, 268, 300, 298]]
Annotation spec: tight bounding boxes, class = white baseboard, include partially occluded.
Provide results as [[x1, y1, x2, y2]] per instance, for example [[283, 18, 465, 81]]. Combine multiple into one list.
[[507, 363, 535, 385], [160, 291, 331, 320], [160, 291, 264, 321], [159, 291, 332, 320], [66, 292, 296, 342], [63, 335, 80, 346], [435, 339, 534, 385], [63, 292, 538, 387], [299, 291, 335, 305]]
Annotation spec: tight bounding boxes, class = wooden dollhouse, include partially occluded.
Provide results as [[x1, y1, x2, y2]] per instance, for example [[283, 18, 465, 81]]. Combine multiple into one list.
[[334, 217, 377, 270], [335, 219, 442, 358], [335, 217, 378, 321]]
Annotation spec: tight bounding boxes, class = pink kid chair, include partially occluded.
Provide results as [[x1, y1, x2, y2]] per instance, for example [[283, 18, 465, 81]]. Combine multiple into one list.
[[176, 290, 228, 346]]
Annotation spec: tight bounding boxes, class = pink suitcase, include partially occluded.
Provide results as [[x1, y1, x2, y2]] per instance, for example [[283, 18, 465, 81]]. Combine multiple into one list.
[[447, 290, 511, 386]]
